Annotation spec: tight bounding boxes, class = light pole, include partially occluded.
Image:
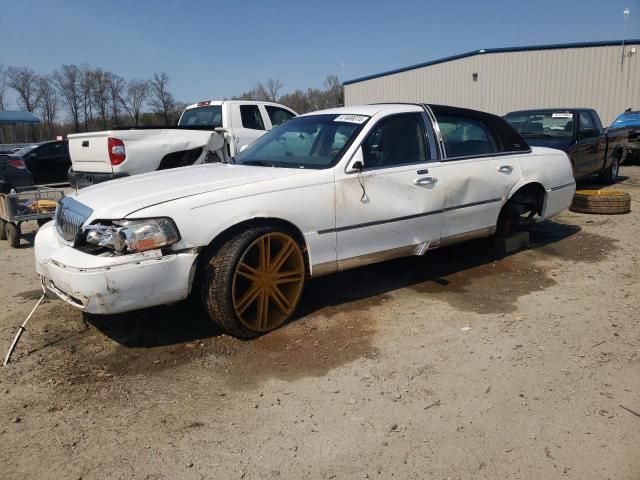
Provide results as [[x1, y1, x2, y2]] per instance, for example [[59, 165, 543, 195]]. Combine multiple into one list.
[[622, 7, 630, 69]]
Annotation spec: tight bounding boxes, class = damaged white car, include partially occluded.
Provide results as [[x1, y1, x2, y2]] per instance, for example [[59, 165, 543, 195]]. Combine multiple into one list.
[[35, 104, 575, 338]]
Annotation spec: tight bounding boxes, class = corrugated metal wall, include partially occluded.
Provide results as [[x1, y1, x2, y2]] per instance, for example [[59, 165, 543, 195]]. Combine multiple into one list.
[[344, 43, 640, 125]]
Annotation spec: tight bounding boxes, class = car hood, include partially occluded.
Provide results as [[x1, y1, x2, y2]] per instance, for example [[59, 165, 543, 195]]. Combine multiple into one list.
[[72, 163, 314, 219], [523, 137, 575, 151]]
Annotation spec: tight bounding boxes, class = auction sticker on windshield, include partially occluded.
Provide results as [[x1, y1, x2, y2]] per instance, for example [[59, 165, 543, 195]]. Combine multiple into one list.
[[334, 114, 369, 124], [552, 112, 572, 118]]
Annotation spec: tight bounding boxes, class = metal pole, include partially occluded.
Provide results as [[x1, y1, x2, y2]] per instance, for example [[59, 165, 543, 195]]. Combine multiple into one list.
[[622, 7, 630, 69], [3, 294, 46, 366]]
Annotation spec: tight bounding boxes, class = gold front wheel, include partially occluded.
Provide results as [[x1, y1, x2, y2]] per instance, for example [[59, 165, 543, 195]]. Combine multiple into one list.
[[202, 228, 306, 338]]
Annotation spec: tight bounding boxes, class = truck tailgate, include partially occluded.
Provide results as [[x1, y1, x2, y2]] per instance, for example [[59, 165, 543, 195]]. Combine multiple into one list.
[[68, 131, 113, 173]]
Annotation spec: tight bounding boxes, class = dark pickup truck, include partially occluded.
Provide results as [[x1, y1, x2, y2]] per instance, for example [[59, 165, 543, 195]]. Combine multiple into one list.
[[610, 109, 640, 162], [504, 108, 628, 184]]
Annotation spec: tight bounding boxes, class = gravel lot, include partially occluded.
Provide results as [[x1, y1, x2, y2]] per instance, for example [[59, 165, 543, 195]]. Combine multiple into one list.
[[1, 166, 639, 480]]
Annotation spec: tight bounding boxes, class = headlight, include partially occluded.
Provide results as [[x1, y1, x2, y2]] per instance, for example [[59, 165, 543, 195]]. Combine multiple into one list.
[[84, 218, 180, 253]]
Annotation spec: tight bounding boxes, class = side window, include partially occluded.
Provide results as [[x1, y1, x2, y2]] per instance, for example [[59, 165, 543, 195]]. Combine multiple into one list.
[[361, 113, 428, 169], [579, 112, 595, 132], [435, 114, 498, 158], [240, 105, 265, 130], [266, 106, 295, 127]]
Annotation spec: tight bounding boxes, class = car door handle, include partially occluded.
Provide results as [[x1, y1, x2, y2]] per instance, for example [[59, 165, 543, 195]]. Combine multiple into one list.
[[497, 165, 513, 173], [413, 176, 437, 185]]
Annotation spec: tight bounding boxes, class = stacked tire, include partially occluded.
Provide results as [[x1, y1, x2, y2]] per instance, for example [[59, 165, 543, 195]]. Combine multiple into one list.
[[570, 190, 631, 215]]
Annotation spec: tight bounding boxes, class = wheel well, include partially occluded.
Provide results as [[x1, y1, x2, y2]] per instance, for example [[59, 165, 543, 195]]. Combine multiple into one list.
[[193, 218, 310, 289], [157, 147, 203, 170], [505, 182, 546, 216]]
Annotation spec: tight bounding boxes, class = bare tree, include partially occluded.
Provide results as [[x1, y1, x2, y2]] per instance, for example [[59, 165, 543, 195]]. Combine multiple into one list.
[[324, 74, 343, 108], [6, 66, 42, 112], [263, 78, 284, 102], [53, 64, 82, 132], [108, 73, 125, 126], [37, 76, 59, 138], [121, 79, 149, 126], [148, 72, 176, 125], [92, 69, 111, 129], [80, 65, 95, 131]]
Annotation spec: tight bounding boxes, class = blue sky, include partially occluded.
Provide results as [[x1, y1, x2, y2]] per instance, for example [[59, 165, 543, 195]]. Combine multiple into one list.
[[1, 0, 639, 106]]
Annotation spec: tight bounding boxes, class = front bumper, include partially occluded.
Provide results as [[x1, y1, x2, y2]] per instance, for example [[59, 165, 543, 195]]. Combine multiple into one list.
[[35, 222, 198, 314], [68, 169, 128, 189]]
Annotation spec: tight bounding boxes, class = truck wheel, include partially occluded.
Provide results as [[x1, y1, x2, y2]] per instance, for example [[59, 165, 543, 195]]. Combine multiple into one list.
[[201, 227, 306, 338], [599, 156, 620, 185], [0, 219, 6, 240], [6, 222, 20, 248], [570, 190, 631, 214]]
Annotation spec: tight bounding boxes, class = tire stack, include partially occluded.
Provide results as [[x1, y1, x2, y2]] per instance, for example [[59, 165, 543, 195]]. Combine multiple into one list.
[[570, 190, 631, 215]]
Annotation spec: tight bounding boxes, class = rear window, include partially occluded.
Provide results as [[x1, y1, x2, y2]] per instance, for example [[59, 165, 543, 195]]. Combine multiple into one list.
[[435, 114, 498, 157], [178, 106, 223, 127], [504, 111, 575, 139]]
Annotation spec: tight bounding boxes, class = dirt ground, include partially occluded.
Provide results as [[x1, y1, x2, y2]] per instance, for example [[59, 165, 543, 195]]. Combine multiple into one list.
[[1, 167, 639, 480]]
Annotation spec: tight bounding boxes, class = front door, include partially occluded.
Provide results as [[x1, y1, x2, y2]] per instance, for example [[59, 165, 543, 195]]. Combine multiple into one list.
[[575, 111, 604, 177], [335, 113, 445, 266]]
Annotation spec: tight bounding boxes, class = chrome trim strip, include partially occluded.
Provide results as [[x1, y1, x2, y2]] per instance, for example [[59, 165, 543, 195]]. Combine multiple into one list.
[[439, 226, 496, 247], [337, 244, 418, 272], [318, 197, 502, 235], [550, 182, 576, 191]]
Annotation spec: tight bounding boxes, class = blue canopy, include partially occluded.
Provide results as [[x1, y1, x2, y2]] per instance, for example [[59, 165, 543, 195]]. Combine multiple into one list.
[[0, 111, 41, 125]]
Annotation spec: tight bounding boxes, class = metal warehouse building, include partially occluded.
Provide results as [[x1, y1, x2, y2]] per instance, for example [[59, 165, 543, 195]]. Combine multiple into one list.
[[344, 40, 640, 125]]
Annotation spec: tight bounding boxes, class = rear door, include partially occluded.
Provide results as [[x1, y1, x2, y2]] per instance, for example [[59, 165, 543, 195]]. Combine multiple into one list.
[[434, 113, 520, 238]]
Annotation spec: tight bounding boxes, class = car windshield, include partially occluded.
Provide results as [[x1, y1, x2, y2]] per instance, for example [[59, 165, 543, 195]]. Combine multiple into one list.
[[233, 114, 368, 169], [178, 105, 223, 127], [504, 111, 575, 139], [611, 113, 640, 127]]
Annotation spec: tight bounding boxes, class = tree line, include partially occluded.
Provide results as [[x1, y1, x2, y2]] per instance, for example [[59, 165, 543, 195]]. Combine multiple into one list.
[[232, 75, 344, 114], [0, 63, 344, 142], [0, 64, 181, 140]]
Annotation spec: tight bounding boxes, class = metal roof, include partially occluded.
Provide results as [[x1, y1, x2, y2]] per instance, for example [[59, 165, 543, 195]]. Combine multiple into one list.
[[343, 39, 640, 86], [0, 111, 41, 124]]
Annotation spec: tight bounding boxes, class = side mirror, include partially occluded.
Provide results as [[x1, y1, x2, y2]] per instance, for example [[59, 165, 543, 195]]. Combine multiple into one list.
[[346, 147, 365, 173]]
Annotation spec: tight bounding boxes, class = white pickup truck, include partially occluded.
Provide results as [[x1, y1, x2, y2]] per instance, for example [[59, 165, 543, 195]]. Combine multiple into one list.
[[67, 100, 297, 188], [37, 103, 575, 339]]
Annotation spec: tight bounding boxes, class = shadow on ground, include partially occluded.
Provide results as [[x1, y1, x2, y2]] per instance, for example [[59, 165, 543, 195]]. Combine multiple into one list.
[[87, 220, 584, 350]]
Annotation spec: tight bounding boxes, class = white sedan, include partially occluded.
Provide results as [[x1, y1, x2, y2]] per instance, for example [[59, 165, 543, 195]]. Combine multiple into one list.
[[35, 104, 575, 338]]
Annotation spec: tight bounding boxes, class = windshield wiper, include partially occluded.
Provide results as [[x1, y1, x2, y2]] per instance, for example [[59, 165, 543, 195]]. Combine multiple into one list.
[[241, 160, 278, 167]]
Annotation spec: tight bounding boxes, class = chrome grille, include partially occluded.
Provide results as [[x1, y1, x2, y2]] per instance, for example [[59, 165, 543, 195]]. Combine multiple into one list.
[[55, 196, 93, 243]]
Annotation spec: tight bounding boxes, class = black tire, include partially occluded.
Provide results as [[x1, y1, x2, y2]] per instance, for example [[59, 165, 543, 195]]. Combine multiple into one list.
[[0, 219, 6, 240], [200, 226, 306, 339], [570, 190, 631, 214], [495, 203, 520, 237], [599, 155, 620, 185], [6, 222, 20, 248]]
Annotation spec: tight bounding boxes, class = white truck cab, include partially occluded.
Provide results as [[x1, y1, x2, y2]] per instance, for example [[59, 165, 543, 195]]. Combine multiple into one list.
[[67, 100, 297, 188]]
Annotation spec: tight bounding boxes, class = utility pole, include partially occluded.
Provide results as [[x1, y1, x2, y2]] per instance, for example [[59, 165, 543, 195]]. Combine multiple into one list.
[[622, 7, 630, 70]]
